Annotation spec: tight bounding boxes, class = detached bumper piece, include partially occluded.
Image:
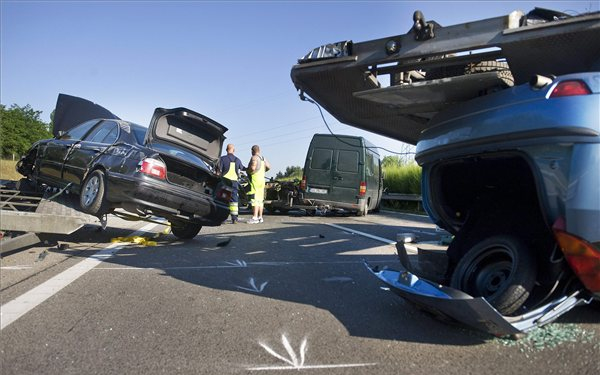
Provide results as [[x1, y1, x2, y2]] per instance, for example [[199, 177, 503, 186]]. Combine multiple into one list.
[[365, 259, 590, 336]]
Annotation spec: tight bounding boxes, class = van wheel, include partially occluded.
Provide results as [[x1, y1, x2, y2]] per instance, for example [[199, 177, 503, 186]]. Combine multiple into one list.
[[450, 235, 536, 315], [356, 205, 368, 216]]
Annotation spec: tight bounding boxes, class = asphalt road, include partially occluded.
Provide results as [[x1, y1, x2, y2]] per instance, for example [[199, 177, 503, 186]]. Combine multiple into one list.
[[1, 210, 598, 375]]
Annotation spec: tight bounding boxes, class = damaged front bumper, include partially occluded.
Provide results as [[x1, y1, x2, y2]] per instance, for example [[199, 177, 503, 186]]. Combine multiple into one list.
[[365, 246, 590, 336]]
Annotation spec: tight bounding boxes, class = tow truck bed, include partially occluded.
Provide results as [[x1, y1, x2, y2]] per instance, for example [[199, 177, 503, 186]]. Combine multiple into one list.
[[0, 180, 98, 254], [291, 9, 600, 145]]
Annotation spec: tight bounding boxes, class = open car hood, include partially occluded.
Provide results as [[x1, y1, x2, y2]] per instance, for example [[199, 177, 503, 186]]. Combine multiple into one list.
[[53, 93, 120, 137], [364, 246, 591, 336], [145, 107, 228, 163]]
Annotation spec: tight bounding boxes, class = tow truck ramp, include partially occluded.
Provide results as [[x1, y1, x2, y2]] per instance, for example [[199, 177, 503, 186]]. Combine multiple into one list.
[[0, 180, 99, 254]]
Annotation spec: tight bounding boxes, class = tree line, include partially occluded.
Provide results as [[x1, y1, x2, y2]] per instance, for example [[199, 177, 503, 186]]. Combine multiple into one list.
[[0, 104, 53, 159]]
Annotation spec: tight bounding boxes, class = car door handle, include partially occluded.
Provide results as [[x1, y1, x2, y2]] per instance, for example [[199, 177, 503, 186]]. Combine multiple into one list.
[[333, 176, 343, 181], [72, 144, 81, 149]]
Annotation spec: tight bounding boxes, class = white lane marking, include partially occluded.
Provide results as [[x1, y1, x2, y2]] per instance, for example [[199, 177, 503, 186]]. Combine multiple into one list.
[[0, 265, 33, 270], [0, 223, 159, 330], [325, 223, 396, 245], [299, 238, 349, 248], [322, 276, 353, 283], [248, 363, 378, 371], [282, 235, 319, 242], [92, 259, 394, 270], [225, 259, 248, 267]]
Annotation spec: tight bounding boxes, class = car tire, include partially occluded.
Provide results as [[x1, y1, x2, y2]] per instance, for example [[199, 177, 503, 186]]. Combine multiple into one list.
[[171, 222, 202, 240], [465, 61, 514, 87], [80, 170, 109, 216], [450, 235, 536, 315]]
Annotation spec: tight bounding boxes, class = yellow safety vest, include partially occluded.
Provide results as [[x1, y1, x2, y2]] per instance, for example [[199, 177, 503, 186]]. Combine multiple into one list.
[[248, 156, 265, 194], [223, 161, 238, 181]]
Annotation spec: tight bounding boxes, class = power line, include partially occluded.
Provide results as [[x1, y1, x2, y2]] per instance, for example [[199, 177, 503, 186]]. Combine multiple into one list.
[[232, 115, 321, 140], [235, 125, 323, 147], [299, 92, 416, 156]]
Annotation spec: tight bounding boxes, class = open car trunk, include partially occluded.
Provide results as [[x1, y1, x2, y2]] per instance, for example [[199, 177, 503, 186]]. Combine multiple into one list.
[[146, 107, 227, 165], [143, 107, 229, 198]]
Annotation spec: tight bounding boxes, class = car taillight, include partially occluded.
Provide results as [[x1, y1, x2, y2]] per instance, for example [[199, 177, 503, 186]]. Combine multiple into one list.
[[138, 158, 166, 180], [553, 219, 600, 292], [300, 175, 307, 191], [359, 181, 366, 196], [550, 80, 591, 98]]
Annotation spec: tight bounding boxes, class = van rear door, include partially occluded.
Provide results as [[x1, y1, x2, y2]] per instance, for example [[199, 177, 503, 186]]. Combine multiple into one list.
[[331, 148, 361, 202], [305, 147, 333, 196]]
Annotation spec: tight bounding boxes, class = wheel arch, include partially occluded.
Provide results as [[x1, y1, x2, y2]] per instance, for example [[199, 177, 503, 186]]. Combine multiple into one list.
[[429, 152, 557, 272]]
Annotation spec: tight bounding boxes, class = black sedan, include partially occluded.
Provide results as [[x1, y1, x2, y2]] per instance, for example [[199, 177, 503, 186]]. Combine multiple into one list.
[[16, 94, 232, 239]]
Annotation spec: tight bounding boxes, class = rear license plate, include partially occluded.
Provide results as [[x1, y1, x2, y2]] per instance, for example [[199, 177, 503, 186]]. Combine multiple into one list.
[[309, 187, 328, 194]]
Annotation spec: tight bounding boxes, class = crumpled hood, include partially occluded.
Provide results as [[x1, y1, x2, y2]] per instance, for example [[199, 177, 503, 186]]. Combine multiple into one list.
[[53, 93, 121, 137]]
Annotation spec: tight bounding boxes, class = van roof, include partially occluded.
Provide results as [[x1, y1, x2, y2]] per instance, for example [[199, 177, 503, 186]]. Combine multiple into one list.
[[311, 133, 380, 156]]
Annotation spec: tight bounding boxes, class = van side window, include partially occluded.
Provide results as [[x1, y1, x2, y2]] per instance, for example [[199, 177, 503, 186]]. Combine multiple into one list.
[[337, 150, 359, 173], [366, 152, 373, 176], [311, 148, 333, 170]]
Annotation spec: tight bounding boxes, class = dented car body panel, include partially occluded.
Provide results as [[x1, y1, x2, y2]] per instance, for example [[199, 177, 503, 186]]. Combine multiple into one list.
[[365, 260, 590, 336]]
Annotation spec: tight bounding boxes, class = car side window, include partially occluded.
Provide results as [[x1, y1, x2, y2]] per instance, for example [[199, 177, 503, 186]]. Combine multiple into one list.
[[131, 125, 147, 145], [62, 119, 99, 140], [86, 121, 119, 144], [365, 152, 373, 177]]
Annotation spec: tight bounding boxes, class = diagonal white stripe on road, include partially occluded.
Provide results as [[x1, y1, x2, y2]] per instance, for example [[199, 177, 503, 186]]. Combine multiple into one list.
[[0, 223, 158, 330], [325, 223, 396, 245]]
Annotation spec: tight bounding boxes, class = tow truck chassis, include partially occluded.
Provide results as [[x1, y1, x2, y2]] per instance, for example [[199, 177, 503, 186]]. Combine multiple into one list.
[[0, 180, 99, 254]]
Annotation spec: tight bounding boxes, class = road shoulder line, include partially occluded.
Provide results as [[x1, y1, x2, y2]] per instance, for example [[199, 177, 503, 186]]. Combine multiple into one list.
[[0, 223, 158, 330]]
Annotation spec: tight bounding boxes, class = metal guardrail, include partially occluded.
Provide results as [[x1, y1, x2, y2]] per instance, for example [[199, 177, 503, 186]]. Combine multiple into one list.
[[381, 193, 422, 202], [381, 193, 423, 211]]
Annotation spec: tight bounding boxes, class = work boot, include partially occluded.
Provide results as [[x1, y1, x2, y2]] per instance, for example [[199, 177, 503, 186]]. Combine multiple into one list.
[[231, 215, 238, 224]]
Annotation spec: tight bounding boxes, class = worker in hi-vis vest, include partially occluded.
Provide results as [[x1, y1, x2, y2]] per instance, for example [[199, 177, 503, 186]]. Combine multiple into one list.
[[246, 144, 270, 224], [217, 144, 246, 224]]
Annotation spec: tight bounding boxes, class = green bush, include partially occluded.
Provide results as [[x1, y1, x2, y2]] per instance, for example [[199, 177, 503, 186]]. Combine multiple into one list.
[[383, 163, 422, 194]]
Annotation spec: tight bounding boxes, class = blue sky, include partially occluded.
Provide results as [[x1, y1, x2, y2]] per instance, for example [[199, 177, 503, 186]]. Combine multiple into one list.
[[2, 0, 597, 176]]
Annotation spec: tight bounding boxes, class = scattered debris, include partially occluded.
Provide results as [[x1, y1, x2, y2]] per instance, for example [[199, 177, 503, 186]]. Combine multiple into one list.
[[495, 323, 597, 352], [111, 236, 157, 246], [36, 249, 48, 262], [216, 237, 232, 247]]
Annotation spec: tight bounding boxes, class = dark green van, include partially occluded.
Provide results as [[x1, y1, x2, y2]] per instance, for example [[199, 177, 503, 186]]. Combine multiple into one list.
[[300, 134, 382, 215]]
